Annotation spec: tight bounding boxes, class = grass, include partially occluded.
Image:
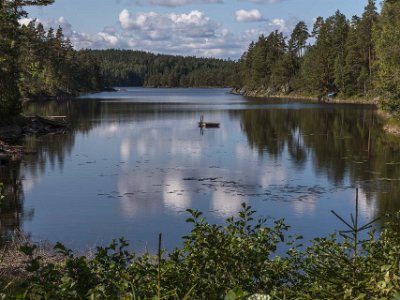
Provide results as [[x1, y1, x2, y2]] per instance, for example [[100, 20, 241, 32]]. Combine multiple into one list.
[[0, 231, 63, 294]]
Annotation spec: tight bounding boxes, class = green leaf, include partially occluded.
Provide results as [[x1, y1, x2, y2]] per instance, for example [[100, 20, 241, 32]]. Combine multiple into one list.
[[19, 244, 37, 256], [224, 290, 238, 300]]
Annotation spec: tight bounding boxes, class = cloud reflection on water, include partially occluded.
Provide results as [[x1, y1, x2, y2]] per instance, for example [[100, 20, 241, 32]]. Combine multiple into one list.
[[14, 88, 400, 251], [112, 116, 325, 220]]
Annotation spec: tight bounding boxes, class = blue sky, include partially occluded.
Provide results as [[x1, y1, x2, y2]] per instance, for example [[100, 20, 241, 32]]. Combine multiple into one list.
[[24, 0, 372, 59]]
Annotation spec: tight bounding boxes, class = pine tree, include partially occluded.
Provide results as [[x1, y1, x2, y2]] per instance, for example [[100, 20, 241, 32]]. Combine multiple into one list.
[[0, 0, 54, 118], [374, 0, 400, 116], [298, 11, 348, 94], [332, 11, 349, 93], [358, 0, 378, 94], [343, 16, 363, 96], [0, 1, 21, 118], [251, 35, 268, 87], [289, 21, 309, 58]]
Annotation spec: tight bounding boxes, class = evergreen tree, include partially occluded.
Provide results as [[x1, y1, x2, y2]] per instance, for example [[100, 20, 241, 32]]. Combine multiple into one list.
[[239, 41, 255, 87], [0, 1, 20, 118], [343, 16, 363, 96], [235, 0, 400, 117], [332, 11, 349, 93], [342, 0, 377, 97], [374, 0, 400, 116], [285, 21, 309, 90], [358, 0, 378, 93], [299, 16, 332, 93], [0, 0, 54, 118], [298, 11, 348, 94], [251, 35, 268, 87], [289, 21, 309, 58]]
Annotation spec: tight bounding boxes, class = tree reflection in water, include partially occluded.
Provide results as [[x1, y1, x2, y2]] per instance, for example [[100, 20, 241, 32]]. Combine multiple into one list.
[[234, 106, 400, 223]]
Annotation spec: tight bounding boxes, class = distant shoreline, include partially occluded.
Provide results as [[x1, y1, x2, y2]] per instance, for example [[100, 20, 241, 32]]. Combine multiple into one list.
[[231, 87, 400, 137], [230, 87, 378, 105]]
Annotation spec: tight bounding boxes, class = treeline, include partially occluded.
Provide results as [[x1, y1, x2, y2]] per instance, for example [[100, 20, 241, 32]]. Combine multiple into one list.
[[237, 0, 400, 117], [18, 24, 105, 98], [88, 49, 238, 88], [0, 0, 105, 119]]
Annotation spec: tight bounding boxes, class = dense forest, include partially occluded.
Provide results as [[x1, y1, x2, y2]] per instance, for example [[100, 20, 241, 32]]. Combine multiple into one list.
[[88, 49, 238, 88], [236, 0, 400, 117], [0, 0, 105, 119]]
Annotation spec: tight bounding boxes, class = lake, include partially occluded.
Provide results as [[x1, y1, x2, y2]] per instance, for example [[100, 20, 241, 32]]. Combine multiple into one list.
[[1, 88, 400, 252]]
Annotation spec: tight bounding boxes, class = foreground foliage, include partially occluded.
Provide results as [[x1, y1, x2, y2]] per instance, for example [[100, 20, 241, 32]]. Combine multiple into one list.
[[1, 200, 400, 299]]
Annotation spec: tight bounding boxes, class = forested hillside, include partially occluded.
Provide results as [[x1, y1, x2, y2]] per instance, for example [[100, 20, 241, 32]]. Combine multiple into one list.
[[88, 49, 238, 88], [237, 0, 400, 117]]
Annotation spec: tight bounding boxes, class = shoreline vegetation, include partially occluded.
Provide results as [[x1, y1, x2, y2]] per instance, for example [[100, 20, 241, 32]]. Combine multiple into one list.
[[0, 115, 70, 163], [1, 201, 400, 299], [230, 87, 379, 104]]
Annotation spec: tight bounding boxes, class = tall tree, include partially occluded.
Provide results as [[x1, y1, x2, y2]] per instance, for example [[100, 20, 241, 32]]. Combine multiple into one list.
[[374, 0, 400, 116], [251, 35, 268, 87], [285, 21, 309, 89], [358, 0, 378, 94], [342, 16, 363, 96], [0, 1, 20, 118], [299, 11, 349, 94], [342, 1, 377, 97], [289, 21, 309, 58], [332, 11, 349, 93], [0, 0, 54, 118]]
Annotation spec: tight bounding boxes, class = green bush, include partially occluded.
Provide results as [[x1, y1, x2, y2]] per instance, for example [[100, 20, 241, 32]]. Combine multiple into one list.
[[2, 201, 400, 299]]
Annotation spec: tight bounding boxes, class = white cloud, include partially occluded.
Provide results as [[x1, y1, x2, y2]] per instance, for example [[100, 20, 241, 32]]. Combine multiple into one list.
[[25, 11, 298, 59], [19, 17, 33, 26], [267, 18, 288, 32], [115, 9, 248, 57], [235, 9, 264, 23], [261, 16, 299, 36], [97, 32, 120, 45], [119, 9, 217, 39], [48, 18, 126, 49]]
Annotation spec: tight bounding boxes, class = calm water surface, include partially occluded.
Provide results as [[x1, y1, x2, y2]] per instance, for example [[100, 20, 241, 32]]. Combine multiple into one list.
[[1, 88, 400, 251]]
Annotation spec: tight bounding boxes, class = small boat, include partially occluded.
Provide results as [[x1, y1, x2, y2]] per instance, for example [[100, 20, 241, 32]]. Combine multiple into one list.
[[198, 116, 219, 128]]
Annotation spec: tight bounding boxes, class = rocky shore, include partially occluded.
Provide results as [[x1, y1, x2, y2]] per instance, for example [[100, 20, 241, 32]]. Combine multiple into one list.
[[0, 116, 69, 163], [377, 110, 400, 137], [231, 87, 378, 104]]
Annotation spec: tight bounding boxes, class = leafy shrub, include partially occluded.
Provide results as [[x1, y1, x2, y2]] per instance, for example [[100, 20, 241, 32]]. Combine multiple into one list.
[[3, 201, 400, 299]]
